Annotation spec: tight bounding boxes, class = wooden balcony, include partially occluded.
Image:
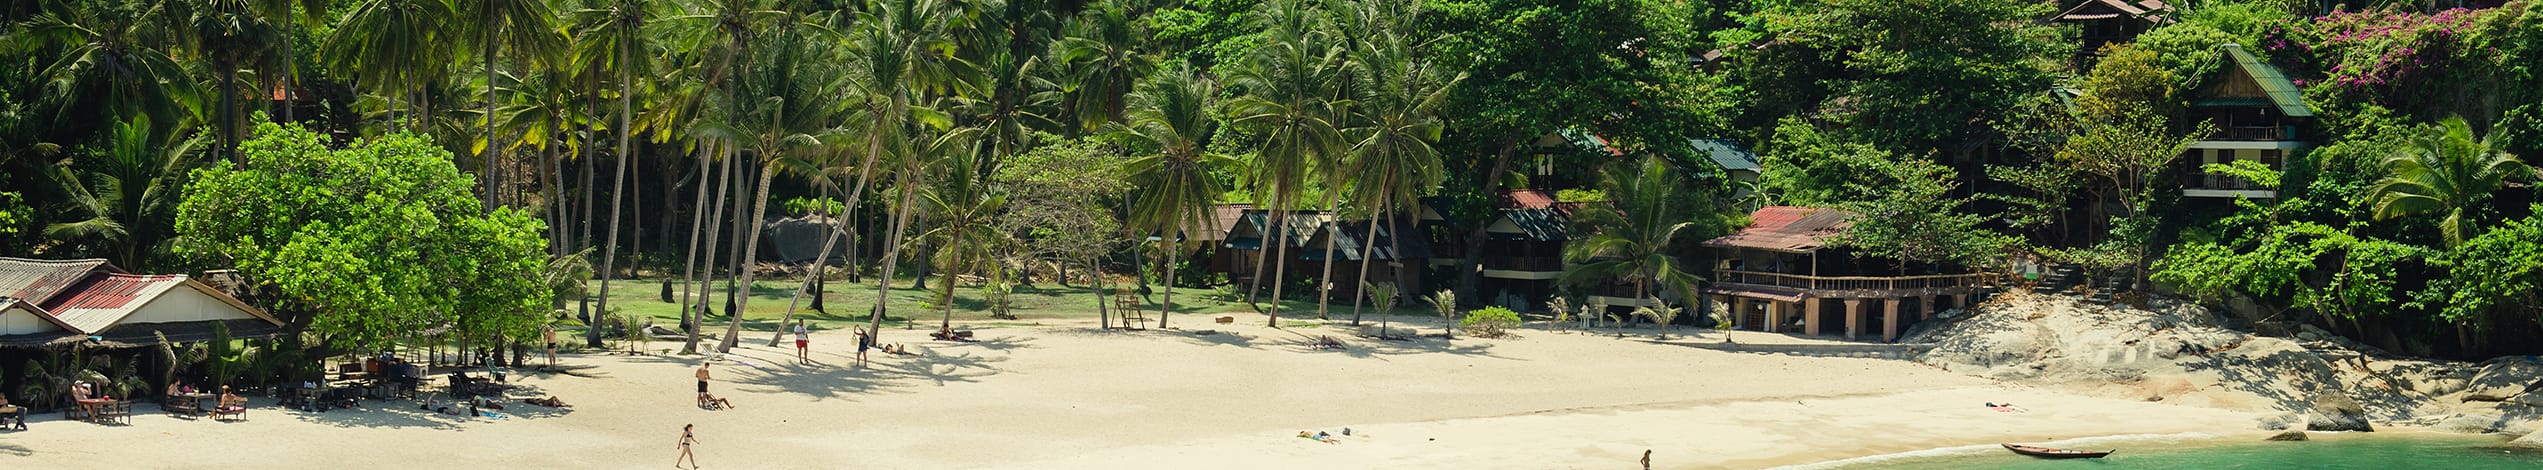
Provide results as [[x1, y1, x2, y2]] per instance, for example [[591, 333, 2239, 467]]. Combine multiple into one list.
[[2211, 126, 2292, 141], [1713, 270, 1996, 298], [1483, 255, 1564, 272]]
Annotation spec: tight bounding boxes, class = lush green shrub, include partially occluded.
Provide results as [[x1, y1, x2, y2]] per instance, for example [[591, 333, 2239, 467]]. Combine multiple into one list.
[[1461, 306, 1522, 338]]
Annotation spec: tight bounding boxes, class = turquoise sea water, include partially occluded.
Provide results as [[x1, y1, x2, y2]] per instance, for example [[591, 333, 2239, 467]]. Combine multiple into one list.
[[1813, 432, 2543, 469]]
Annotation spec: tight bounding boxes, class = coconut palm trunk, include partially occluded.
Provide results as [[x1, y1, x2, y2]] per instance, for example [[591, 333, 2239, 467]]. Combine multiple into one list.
[[866, 166, 926, 339], [717, 159, 780, 352], [1349, 177, 1392, 324], [1157, 206, 1181, 329], [1313, 189, 1344, 320], [593, 36, 637, 352]]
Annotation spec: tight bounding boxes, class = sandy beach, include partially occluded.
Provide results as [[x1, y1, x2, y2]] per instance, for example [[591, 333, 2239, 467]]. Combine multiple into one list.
[[2, 315, 2255, 469]]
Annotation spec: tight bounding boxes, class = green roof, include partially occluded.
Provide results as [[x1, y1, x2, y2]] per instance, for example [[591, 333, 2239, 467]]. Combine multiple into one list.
[[2217, 44, 2313, 117], [1690, 139, 1761, 173]]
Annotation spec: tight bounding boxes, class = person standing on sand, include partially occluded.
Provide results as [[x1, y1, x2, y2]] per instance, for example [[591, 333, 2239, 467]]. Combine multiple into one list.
[[676, 424, 699, 469], [854, 328, 871, 367], [544, 324, 559, 368], [696, 362, 713, 402], [793, 321, 810, 364], [1641, 449, 1651, 470]]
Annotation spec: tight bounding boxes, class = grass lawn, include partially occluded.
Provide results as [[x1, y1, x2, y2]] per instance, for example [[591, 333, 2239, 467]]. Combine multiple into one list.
[[579, 276, 1421, 335]]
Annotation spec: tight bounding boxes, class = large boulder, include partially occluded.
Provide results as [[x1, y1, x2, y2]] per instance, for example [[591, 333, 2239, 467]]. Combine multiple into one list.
[[2265, 430, 2308, 441], [2509, 429, 2543, 449], [761, 216, 849, 264], [2434, 410, 2508, 434], [2305, 393, 2376, 432]]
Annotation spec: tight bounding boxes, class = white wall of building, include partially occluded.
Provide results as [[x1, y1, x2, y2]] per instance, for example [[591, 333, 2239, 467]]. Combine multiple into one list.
[[122, 285, 262, 325]]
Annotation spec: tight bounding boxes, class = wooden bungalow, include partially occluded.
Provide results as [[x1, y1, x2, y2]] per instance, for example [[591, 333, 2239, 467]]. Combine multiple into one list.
[[0, 258, 284, 349], [2180, 44, 2312, 199], [2050, 0, 2172, 58], [1700, 207, 1997, 342], [1219, 210, 1435, 302]]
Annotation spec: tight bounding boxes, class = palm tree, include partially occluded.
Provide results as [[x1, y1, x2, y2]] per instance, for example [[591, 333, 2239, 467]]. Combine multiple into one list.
[[176, 0, 290, 164], [16, 0, 203, 133], [42, 117, 207, 272], [455, 0, 562, 210], [714, 22, 851, 352], [2370, 116, 2532, 248], [659, 0, 779, 351], [1054, 3, 1152, 136], [916, 142, 1005, 333], [851, 0, 972, 340], [1226, 0, 1345, 326], [324, 0, 460, 130], [1116, 65, 1229, 329], [571, 0, 659, 350], [1559, 155, 1705, 336], [1340, 24, 1459, 325]]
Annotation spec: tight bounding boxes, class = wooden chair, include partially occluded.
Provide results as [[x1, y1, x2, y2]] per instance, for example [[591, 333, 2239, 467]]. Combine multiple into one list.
[[212, 395, 249, 421], [1113, 293, 1147, 330], [102, 400, 132, 425]]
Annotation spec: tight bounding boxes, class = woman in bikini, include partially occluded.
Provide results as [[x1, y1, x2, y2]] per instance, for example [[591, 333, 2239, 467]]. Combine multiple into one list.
[[675, 424, 699, 469]]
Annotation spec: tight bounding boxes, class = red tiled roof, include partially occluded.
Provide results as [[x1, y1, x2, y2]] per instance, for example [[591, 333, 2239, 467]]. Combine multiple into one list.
[[1702, 206, 1856, 253], [0, 258, 118, 305], [1499, 190, 1558, 210]]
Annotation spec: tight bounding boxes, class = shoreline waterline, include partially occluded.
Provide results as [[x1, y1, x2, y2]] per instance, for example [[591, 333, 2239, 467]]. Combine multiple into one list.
[[1780, 428, 2543, 470]]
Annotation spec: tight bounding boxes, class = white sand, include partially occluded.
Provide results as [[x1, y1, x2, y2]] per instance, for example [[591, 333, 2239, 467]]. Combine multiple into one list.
[[3, 316, 2254, 469]]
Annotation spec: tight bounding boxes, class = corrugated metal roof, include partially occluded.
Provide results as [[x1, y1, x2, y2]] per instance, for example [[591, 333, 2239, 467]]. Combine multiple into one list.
[[1182, 204, 1251, 243], [1304, 217, 1434, 261], [1691, 139, 1762, 172], [1502, 208, 1573, 241], [46, 273, 190, 334], [2218, 44, 2313, 117], [2052, 0, 2171, 22], [0, 258, 117, 305], [1702, 206, 1856, 253]]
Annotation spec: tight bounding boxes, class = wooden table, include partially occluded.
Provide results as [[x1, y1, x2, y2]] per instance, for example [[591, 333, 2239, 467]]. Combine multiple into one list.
[[169, 393, 213, 415]]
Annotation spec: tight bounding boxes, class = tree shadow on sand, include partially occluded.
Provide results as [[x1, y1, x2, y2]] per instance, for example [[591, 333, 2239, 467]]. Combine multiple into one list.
[[0, 442, 29, 456]]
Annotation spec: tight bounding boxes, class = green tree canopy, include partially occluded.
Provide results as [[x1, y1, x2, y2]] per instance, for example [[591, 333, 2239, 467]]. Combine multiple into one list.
[[175, 123, 552, 350]]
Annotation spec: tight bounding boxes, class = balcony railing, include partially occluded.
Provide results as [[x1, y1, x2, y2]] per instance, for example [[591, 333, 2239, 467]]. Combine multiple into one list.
[[1715, 270, 1996, 292], [1483, 255, 1564, 272], [2212, 126, 2290, 141], [2183, 165, 2267, 191]]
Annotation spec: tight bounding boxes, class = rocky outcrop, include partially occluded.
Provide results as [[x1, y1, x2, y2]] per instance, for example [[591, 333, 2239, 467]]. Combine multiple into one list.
[[1904, 290, 2543, 435], [2306, 394, 2375, 432], [2510, 429, 2543, 449], [1905, 291, 2432, 430], [2461, 358, 2543, 402], [2266, 430, 2308, 441]]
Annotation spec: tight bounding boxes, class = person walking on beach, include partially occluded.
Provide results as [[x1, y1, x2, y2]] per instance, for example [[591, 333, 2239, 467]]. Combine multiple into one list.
[[1641, 449, 1651, 470], [675, 424, 699, 469], [793, 321, 810, 364]]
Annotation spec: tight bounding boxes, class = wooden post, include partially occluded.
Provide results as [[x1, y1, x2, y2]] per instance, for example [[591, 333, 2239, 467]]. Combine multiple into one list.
[[1804, 298, 1822, 336], [1883, 298, 1902, 343], [1765, 301, 1783, 333], [1844, 299, 1863, 340]]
